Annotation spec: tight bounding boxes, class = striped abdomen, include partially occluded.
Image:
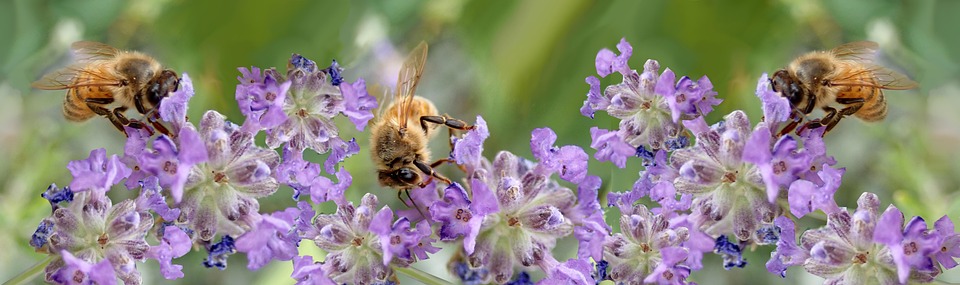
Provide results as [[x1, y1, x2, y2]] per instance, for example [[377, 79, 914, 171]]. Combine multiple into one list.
[[836, 72, 886, 122], [63, 71, 115, 122]]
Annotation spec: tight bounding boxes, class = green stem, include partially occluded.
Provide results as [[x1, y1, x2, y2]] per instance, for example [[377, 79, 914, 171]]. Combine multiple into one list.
[[4, 255, 55, 285], [392, 265, 453, 285]]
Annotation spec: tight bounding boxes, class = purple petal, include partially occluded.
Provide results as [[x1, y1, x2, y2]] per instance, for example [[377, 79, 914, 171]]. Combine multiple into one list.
[[235, 207, 301, 270], [56, 250, 118, 285], [595, 49, 616, 77], [291, 255, 335, 285], [581, 76, 608, 118], [159, 73, 193, 130], [67, 148, 131, 192], [452, 116, 489, 172], [323, 137, 360, 173], [589, 127, 634, 168], [756, 73, 791, 126], [340, 78, 378, 131], [147, 226, 191, 279]]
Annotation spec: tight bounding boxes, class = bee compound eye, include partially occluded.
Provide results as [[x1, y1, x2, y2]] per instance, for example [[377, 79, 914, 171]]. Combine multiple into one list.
[[396, 168, 418, 184]]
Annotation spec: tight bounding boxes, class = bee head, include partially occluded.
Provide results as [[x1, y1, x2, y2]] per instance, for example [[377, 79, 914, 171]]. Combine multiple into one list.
[[394, 168, 420, 185], [378, 167, 421, 188], [771, 69, 804, 107], [146, 69, 180, 107]]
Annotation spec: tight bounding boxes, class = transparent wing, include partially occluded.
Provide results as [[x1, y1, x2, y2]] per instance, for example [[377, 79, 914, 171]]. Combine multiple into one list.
[[32, 64, 122, 90], [830, 41, 879, 63], [829, 63, 919, 90], [71, 41, 120, 62], [395, 41, 428, 129]]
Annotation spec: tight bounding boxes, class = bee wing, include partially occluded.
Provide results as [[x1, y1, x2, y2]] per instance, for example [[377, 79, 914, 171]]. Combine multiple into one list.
[[71, 41, 120, 62], [32, 42, 122, 90], [830, 41, 919, 89], [31, 64, 122, 90], [829, 63, 919, 90], [830, 41, 879, 63], [395, 41, 428, 129], [367, 82, 392, 116]]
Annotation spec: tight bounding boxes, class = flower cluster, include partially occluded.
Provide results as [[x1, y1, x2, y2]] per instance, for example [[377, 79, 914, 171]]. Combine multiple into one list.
[[24, 52, 378, 284], [18, 37, 960, 285], [583, 37, 959, 285]]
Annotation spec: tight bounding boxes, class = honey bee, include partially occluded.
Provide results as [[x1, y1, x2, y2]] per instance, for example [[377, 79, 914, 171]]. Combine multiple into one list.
[[369, 41, 474, 203], [770, 41, 918, 135], [32, 41, 179, 136]]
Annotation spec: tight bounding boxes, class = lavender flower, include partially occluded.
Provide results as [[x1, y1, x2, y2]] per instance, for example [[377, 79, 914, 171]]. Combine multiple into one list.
[[133, 177, 181, 222], [146, 225, 191, 279], [243, 54, 376, 156], [530, 127, 588, 183], [785, 164, 843, 218], [451, 116, 489, 173], [655, 69, 722, 123], [159, 73, 194, 132], [138, 127, 208, 203], [31, 219, 55, 251], [755, 73, 791, 129], [671, 110, 777, 241], [67, 148, 131, 193], [589, 127, 634, 168], [235, 206, 302, 270], [595, 38, 632, 78], [538, 258, 596, 285], [174, 111, 280, 241], [567, 175, 611, 261], [50, 250, 117, 285], [463, 149, 580, 283], [121, 126, 154, 189], [235, 69, 291, 132], [291, 255, 336, 285], [369, 208, 437, 265], [714, 236, 747, 269], [743, 125, 812, 202], [431, 182, 497, 255], [934, 216, 960, 269], [765, 216, 809, 278], [603, 203, 693, 284], [43, 192, 153, 284], [203, 235, 236, 270], [307, 194, 399, 284], [582, 39, 680, 150], [41, 183, 74, 209], [873, 206, 939, 283], [275, 148, 350, 204], [799, 192, 938, 284]]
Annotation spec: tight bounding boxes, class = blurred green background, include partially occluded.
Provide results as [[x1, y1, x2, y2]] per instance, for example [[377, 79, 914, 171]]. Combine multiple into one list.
[[1, 0, 959, 284]]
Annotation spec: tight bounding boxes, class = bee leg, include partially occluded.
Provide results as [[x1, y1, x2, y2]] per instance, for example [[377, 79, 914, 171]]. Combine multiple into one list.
[[824, 102, 864, 133], [87, 103, 127, 135], [85, 97, 114, 104], [419, 115, 475, 133], [778, 110, 806, 137], [432, 158, 467, 173], [147, 112, 174, 138], [133, 93, 148, 114], [414, 160, 451, 188], [113, 108, 154, 136], [801, 107, 837, 133]]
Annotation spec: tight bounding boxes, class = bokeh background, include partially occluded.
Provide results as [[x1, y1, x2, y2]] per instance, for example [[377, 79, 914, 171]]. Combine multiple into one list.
[[2, 0, 959, 284]]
